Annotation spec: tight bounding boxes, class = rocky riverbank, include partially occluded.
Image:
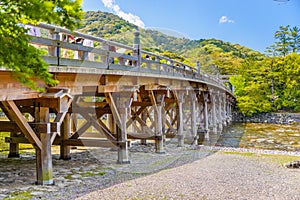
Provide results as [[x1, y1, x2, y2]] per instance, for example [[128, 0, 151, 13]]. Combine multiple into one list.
[[233, 112, 300, 124]]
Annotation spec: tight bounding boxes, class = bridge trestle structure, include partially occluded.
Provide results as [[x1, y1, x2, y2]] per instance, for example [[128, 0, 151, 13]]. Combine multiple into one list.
[[0, 23, 235, 185]]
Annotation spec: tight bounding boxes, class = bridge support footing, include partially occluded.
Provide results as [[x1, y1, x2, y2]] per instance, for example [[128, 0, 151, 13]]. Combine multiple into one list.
[[117, 143, 130, 164], [155, 136, 165, 154], [8, 132, 20, 158]]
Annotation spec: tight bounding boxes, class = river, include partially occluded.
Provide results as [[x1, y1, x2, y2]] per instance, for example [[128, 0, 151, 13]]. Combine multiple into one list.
[[214, 123, 300, 151]]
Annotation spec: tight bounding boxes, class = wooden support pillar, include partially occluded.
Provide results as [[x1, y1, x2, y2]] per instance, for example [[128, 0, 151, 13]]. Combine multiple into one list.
[[8, 131, 20, 158], [155, 104, 164, 153], [222, 93, 227, 126], [191, 94, 198, 145], [35, 107, 53, 185], [141, 109, 147, 145], [1, 100, 53, 185], [227, 98, 233, 124], [211, 94, 218, 134], [203, 92, 209, 140], [0, 102, 20, 158], [107, 114, 115, 134], [71, 113, 78, 133], [60, 112, 71, 160], [177, 94, 184, 147], [106, 92, 130, 164], [150, 91, 165, 153], [218, 94, 223, 131], [117, 107, 130, 164]]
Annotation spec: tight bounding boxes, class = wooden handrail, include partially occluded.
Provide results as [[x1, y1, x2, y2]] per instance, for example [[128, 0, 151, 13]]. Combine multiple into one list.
[[26, 23, 231, 93]]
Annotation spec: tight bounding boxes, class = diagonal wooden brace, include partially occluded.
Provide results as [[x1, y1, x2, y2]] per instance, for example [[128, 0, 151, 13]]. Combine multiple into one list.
[[1, 100, 43, 150]]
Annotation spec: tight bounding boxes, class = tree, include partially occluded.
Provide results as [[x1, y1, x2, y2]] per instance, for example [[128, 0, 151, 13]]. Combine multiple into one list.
[[274, 25, 291, 56], [289, 26, 300, 53], [230, 57, 274, 116], [272, 53, 300, 111], [0, 0, 83, 91]]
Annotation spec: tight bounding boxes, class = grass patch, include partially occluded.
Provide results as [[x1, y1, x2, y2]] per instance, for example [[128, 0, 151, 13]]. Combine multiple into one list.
[[151, 157, 177, 167], [260, 154, 300, 165], [3, 191, 33, 200], [65, 171, 106, 179], [219, 151, 255, 157], [81, 171, 106, 177], [0, 132, 34, 152], [64, 174, 73, 179], [218, 150, 300, 165]]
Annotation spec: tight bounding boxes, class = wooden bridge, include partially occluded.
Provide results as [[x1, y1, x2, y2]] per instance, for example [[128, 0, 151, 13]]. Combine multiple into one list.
[[0, 23, 235, 185]]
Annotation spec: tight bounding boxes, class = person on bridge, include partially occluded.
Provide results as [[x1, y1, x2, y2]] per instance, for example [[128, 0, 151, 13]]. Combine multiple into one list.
[[109, 44, 116, 64], [26, 25, 40, 37], [73, 36, 84, 59]]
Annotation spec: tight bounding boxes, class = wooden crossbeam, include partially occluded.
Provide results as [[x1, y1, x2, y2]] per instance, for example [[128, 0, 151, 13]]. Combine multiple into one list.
[[72, 109, 117, 142], [63, 139, 119, 148], [87, 114, 116, 141], [135, 116, 155, 135], [76, 101, 108, 108], [1, 101, 42, 150], [91, 117, 116, 141], [126, 106, 147, 128], [127, 134, 158, 140], [105, 93, 122, 128], [165, 120, 177, 134], [70, 121, 92, 139], [132, 122, 142, 133]]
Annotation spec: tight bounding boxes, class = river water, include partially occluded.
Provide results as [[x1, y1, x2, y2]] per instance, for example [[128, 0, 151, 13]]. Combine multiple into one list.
[[214, 123, 300, 151]]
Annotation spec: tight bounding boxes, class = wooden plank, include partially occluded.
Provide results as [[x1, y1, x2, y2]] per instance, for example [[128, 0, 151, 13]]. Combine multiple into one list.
[[64, 139, 120, 148], [131, 101, 152, 107], [1, 101, 42, 150], [0, 121, 59, 133], [76, 101, 108, 108], [5, 137, 29, 144], [127, 134, 157, 140]]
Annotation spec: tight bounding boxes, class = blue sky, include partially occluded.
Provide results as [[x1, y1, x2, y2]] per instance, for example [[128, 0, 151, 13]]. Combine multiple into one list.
[[82, 0, 300, 53]]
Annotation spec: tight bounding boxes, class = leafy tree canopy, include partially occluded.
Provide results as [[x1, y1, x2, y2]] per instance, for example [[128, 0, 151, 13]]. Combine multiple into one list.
[[232, 25, 300, 116], [0, 0, 83, 91]]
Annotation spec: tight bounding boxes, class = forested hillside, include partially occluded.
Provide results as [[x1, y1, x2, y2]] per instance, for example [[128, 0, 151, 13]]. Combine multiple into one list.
[[77, 11, 300, 115], [77, 11, 260, 75]]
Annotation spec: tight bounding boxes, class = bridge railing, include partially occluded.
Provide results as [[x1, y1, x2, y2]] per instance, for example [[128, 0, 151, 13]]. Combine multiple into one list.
[[27, 23, 229, 91]]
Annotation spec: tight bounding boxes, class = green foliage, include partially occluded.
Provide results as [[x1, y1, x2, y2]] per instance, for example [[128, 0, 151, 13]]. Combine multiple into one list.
[[77, 11, 138, 38], [230, 57, 274, 116], [272, 53, 300, 111], [0, 0, 83, 90], [232, 52, 300, 115]]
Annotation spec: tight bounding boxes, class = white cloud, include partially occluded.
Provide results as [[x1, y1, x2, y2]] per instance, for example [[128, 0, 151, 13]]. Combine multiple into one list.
[[101, 0, 145, 28], [219, 16, 235, 24]]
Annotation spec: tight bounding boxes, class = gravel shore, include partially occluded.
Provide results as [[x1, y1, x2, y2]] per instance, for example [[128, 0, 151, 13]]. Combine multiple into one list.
[[1, 143, 300, 200], [77, 151, 300, 200]]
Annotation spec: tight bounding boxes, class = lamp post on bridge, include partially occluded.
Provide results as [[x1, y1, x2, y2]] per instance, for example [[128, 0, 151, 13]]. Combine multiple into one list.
[[133, 31, 141, 69], [196, 60, 201, 75]]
